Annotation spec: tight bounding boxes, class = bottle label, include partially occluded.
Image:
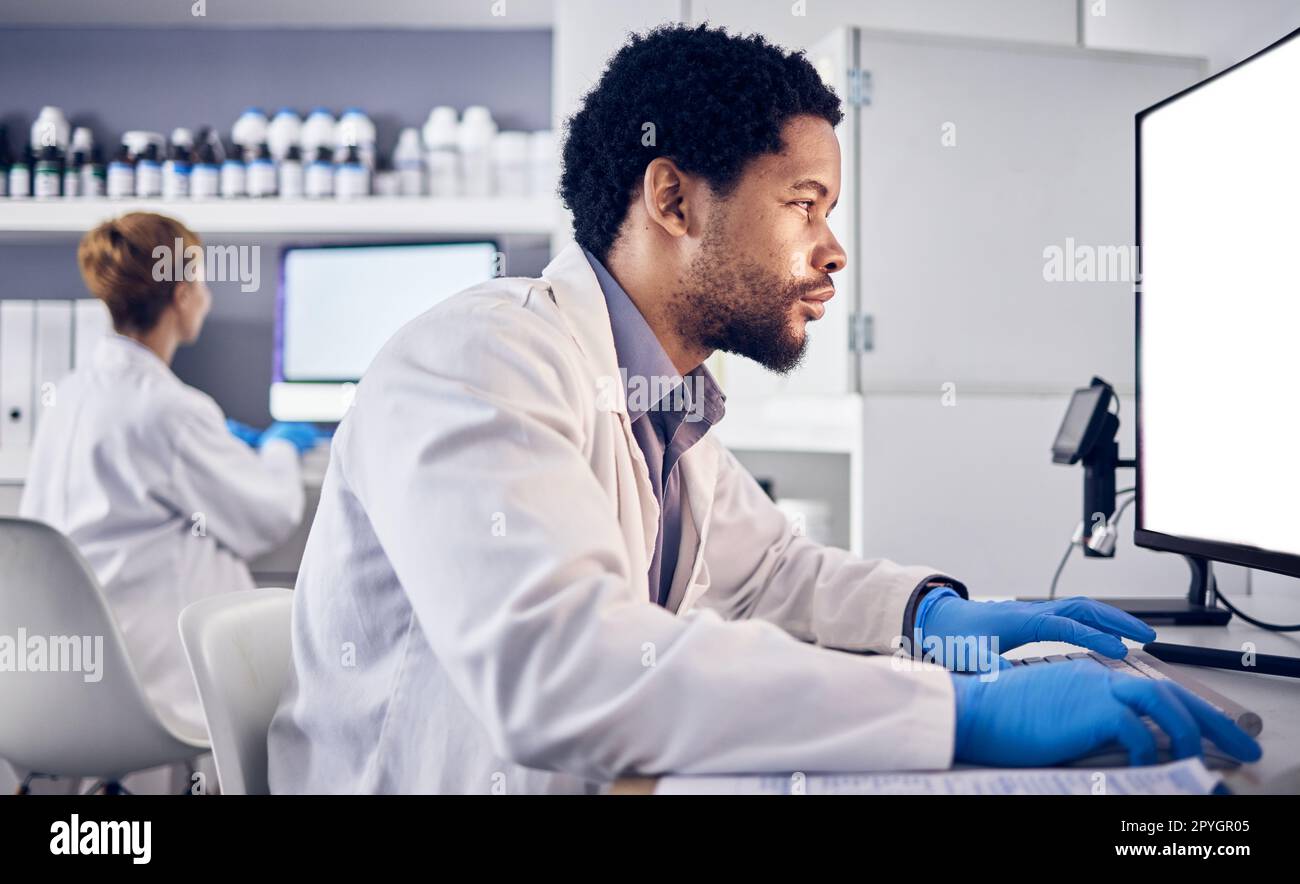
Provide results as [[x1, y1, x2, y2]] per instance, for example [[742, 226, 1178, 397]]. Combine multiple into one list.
[[136, 162, 162, 197], [106, 164, 133, 198], [34, 166, 61, 199], [191, 166, 220, 199], [220, 163, 246, 198], [305, 164, 333, 198], [10, 167, 32, 198]]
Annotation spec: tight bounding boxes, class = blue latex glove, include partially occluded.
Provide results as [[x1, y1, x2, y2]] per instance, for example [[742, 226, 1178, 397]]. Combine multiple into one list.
[[918, 589, 1157, 672], [259, 421, 318, 454], [226, 418, 263, 448], [950, 661, 1263, 767]]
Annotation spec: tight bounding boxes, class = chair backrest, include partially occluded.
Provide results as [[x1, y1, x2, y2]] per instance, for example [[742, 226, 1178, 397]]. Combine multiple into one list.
[[178, 587, 294, 795], [0, 517, 208, 778]]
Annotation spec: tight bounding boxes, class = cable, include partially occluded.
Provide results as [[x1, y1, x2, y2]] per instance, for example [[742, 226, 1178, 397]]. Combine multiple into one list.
[[1210, 579, 1300, 631], [1047, 539, 1074, 600], [1049, 490, 1136, 599]]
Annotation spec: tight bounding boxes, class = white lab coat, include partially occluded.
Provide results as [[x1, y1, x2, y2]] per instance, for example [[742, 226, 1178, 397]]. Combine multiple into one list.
[[267, 243, 963, 794], [20, 333, 304, 732]]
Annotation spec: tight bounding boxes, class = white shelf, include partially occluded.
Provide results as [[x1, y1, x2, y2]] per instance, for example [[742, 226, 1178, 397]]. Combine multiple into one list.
[[713, 393, 864, 456], [0, 196, 561, 238]]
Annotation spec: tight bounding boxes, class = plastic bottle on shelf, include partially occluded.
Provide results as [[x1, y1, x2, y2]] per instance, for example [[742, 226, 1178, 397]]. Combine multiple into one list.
[[64, 128, 93, 198], [162, 128, 193, 200], [279, 144, 304, 199], [335, 108, 376, 169], [135, 143, 162, 198], [220, 140, 246, 198], [267, 108, 302, 162], [34, 145, 62, 199], [334, 143, 369, 200], [393, 127, 424, 197], [69, 127, 94, 155], [458, 106, 496, 198], [191, 135, 220, 199], [82, 146, 106, 198], [63, 148, 84, 197], [30, 106, 70, 152], [9, 147, 32, 199], [304, 145, 334, 198], [422, 106, 460, 198], [301, 107, 335, 158], [106, 144, 134, 199], [232, 107, 269, 160], [491, 131, 530, 198], [529, 130, 556, 198], [247, 142, 277, 198]]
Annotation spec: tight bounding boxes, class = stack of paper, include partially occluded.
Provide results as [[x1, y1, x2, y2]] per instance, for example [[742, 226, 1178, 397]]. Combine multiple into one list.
[[654, 757, 1221, 795]]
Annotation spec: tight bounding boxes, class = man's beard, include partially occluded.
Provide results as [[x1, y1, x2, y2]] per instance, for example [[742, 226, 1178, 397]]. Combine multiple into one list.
[[672, 223, 829, 375]]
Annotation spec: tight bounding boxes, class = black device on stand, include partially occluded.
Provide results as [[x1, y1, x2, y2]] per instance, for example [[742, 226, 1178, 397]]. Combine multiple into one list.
[[1050, 377, 1228, 626]]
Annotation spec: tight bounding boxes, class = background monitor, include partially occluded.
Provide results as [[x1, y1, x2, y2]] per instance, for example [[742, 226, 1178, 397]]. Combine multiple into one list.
[[271, 240, 499, 422], [1136, 27, 1300, 576]]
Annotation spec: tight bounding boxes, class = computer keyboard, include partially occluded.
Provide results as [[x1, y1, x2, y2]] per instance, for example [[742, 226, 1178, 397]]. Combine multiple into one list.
[[1010, 649, 1263, 769]]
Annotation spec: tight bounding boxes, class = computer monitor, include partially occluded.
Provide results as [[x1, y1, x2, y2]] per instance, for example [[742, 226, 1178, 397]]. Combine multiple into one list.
[[1135, 27, 1300, 579], [270, 240, 499, 422]]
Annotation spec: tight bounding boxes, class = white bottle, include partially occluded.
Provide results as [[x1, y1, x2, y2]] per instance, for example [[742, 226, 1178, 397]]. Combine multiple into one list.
[[422, 106, 460, 198], [529, 130, 557, 197], [246, 142, 277, 198], [30, 106, 70, 152], [335, 108, 376, 169], [300, 107, 335, 158], [65, 128, 94, 198], [491, 131, 530, 198], [63, 150, 84, 198], [191, 139, 220, 199], [393, 128, 424, 197], [162, 128, 194, 200], [278, 145, 304, 199], [81, 146, 107, 198], [106, 145, 134, 199], [267, 108, 302, 162], [334, 144, 369, 199], [220, 146, 246, 198], [8, 148, 32, 199], [304, 146, 334, 198], [135, 144, 162, 198], [231, 107, 269, 160], [69, 126, 94, 157], [458, 106, 496, 197]]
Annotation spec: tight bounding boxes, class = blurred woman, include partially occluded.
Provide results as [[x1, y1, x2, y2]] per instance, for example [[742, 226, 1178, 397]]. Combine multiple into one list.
[[20, 212, 315, 732]]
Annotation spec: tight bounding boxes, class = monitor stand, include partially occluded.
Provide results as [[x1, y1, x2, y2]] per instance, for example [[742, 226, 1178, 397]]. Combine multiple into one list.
[[1104, 555, 1230, 626]]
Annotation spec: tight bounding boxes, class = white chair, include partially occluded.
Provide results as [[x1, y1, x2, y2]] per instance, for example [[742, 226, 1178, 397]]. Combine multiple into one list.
[[0, 517, 210, 791], [178, 587, 294, 795]]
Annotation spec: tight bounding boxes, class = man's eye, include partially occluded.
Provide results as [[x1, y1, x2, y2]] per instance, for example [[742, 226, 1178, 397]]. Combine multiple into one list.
[[792, 200, 814, 213]]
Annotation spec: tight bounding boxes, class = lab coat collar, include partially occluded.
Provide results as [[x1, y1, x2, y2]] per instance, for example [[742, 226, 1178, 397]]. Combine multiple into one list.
[[540, 243, 629, 415], [96, 332, 176, 378]]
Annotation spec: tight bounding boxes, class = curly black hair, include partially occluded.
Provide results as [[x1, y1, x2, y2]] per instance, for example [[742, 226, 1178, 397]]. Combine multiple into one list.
[[559, 23, 843, 263]]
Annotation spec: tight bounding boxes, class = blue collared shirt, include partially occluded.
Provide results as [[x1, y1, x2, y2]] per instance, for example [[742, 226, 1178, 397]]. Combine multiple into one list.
[[583, 249, 726, 607]]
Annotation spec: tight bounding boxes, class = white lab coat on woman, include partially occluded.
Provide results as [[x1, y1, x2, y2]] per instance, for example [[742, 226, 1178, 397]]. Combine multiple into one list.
[[268, 243, 965, 794], [20, 333, 304, 732]]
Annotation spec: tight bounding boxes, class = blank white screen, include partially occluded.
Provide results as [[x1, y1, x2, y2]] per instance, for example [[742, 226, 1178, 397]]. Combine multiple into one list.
[[281, 242, 497, 381], [1140, 34, 1300, 556]]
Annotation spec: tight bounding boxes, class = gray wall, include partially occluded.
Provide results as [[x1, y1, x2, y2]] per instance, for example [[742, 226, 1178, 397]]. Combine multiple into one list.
[[0, 26, 553, 424]]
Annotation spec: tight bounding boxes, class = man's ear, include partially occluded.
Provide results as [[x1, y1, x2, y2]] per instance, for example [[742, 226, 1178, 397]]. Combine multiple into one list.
[[640, 157, 692, 239]]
